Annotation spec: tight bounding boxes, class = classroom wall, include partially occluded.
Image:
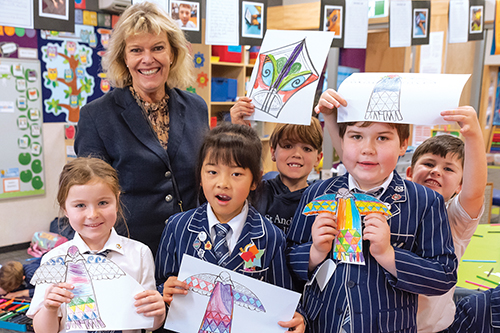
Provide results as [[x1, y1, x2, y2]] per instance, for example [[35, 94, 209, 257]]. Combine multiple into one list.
[[0, 123, 66, 247]]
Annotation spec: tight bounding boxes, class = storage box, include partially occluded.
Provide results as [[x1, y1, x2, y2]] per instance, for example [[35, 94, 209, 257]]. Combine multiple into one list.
[[248, 46, 260, 65], [211, 78, 237, 102], [211, 45, 242, 63]]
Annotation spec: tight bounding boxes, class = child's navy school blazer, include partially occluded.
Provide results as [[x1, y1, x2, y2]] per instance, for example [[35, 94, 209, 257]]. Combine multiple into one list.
[[287, 171, 458, 333], [155, 202, 294, 295]]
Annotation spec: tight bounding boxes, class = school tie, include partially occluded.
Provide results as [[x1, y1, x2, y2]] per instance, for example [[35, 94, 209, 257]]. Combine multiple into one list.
[[84, 249, 111, 257], [214, 223, 231, 266]]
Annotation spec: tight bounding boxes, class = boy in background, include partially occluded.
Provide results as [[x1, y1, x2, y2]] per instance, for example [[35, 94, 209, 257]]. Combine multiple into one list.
[[287, 117, 457, 331], [254, 117, 323, 234], [0, 258, 41, 298], [317, 89, 486, 332], [176, 3, 196, 29], [407, 107, 486, 332], [231, 99, 323, 234]]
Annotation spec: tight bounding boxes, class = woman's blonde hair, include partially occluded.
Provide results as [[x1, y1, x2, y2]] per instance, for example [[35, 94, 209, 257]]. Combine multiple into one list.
[[102, 1, 194, 89]]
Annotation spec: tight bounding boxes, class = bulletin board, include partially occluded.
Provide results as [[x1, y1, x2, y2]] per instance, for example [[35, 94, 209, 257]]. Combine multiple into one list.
[[0, 58, 45, 199]]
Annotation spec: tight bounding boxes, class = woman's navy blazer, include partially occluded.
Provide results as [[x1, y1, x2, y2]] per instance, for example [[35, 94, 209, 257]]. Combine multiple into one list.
[[75, 86, 208, 255]]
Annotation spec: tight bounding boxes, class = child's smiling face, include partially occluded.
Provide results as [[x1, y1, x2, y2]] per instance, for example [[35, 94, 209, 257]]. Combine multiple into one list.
[[341, 122, 408, 190], [406, 152, 463, 201], [201, 154, 256, 223]]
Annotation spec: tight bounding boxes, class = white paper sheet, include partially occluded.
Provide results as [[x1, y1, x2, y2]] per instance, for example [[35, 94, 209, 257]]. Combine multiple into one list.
[[344, 0, 369, 49], [389, 0, 412, 48], [30, 257, 154, 332], [246, 30, 334, 125], [448, 0, 469, 43], [419, 31, 444, 74], [205, 0, 239, 46], [337, 72, 471, 125], [0, 0, 33, 28], [165, 254, 301, 333]]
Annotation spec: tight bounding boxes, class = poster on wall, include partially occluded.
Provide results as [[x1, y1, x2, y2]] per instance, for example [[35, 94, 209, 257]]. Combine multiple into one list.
[[411, 0, 431, 45], [468, 0, 485, 41], [170, 0, 202, 44], [239, 0, 267, 46], [34, 0, 75, 32], [320, 0, 345, 48], [0, 58, 45, 199], [38, 24, 110, 123]]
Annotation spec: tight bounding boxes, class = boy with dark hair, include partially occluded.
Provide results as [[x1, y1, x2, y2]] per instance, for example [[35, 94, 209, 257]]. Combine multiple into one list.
[[287, 92, 458, 332], [254, 117, 323, 234], [0, 259, 41, 298]]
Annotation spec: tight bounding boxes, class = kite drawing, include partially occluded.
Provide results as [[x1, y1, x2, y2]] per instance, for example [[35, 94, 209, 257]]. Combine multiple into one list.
[[31, 245, 125, 330], [248, 38, 319, 119], [365, 74, 403, 122], [303, 188, 392, 265], [184, 271, 265, 333]]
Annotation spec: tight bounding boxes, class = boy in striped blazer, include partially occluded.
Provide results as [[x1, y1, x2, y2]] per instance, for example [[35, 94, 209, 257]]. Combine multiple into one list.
[[287, 113, 458, 331]]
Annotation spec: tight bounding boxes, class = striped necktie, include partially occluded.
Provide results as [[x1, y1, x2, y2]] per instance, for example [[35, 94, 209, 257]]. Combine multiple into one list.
[[351, 187, 384, 198], [214, 223, 231, 266]]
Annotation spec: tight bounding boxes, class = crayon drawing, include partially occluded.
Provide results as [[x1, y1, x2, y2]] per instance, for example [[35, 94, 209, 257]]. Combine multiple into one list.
[[249, 38, 318, 119], [246, 30, 334, 125], [186, 271, 265, 332], [31, 245, 124, 330], [303, 188, 392, 265], [165, 255, 301, 333]]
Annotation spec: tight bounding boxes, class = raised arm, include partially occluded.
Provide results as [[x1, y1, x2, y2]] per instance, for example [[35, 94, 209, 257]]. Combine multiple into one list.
[[230, 96, 254, 126], [314, 89, 347, 159], [441, 106, 486, 218]]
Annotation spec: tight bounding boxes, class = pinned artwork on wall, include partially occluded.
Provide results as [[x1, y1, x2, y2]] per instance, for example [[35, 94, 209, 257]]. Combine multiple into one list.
[[165, 254, 300, 333], [337, 72, 471, 125], [303, 188, 392, 265], [38, 25, 109, 122], [30, 245, 154, 331], [246, 30, 334, 125]]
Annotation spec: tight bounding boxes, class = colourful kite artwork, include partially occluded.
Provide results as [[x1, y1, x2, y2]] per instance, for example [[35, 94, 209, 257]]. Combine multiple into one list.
[[246, 30, 335, 125], [249, 39, 318, 119], [165, 255, 300, 333], [30, 245, 154, 331], [186, 271, 265, 332], [365, 74, 403, 122], [303, 188, 392, 265], [31, 246, 123, 329]]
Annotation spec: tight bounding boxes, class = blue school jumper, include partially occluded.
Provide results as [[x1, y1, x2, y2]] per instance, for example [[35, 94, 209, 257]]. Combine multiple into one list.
[[155, 202, 294, 295], [445, 284, 500, 333], [287, 171, 458, 333]]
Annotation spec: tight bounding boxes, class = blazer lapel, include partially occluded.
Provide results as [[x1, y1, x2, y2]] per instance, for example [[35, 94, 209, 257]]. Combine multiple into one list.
[[186, 204, 218, 264], [380, 171, 406, 219], [116, 88, 171, 168], [224, 207, 265, 271]]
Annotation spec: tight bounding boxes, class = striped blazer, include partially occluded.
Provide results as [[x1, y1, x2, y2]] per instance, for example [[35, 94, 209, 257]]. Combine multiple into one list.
[[445, 285, 500, 333], [287, 171, 458, 333], [155, 202, 294, 294]]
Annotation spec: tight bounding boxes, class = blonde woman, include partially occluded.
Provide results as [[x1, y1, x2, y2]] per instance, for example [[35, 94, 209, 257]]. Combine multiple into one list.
[[75, 1, 208, 256]]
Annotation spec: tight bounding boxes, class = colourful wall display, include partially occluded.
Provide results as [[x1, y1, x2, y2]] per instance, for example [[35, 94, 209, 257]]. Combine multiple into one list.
[[38, 24, 111, 123], [0, 58, 45, 199]]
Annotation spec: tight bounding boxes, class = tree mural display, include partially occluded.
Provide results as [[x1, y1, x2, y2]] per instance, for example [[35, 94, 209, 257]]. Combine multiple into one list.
[[41, 40, 95, 123]]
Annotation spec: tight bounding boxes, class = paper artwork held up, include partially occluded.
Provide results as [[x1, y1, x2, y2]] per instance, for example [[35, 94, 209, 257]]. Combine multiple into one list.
[[303, 188, 392, 265], [249, 38, 319, 119], [185, 271, 265, 333], [365, 74, 403, 122], [31, 245, 125, 330]]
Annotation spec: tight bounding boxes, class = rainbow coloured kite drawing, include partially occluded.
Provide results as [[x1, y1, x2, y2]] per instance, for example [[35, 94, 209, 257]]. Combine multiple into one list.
[[31, 245, 125, 330], [303, 188, 392, 265], [248, 38, 319, 119], [184, 271, 265, 333]]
